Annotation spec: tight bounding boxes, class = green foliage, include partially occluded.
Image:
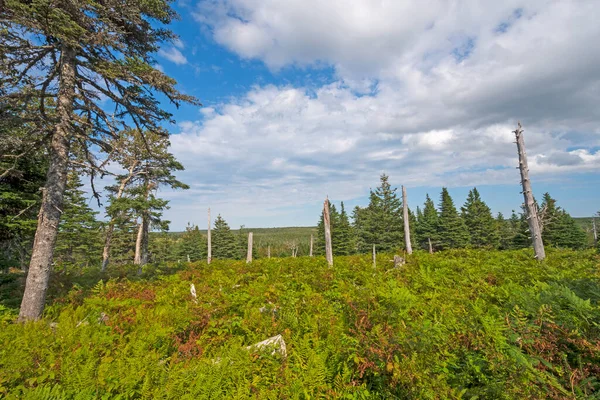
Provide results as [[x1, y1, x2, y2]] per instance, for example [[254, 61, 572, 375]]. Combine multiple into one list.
[[1, 250, 599, 398], [212, 215, 238, 259], [353, 174, 404, 253], [461, 188, 499, 248], [540, 193, 587, 250], [416, 194, 438, 251], [54, 172, 102, 267], [436, 188, 470, 250], [316, 201, 354, 256]]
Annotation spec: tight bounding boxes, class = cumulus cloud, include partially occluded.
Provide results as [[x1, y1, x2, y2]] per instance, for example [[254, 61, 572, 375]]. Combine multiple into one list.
[[155, 0, 600, 228], [158, 46, 188, 65]]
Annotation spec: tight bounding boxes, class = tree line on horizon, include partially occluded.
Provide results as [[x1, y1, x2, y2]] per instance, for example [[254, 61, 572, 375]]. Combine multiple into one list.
[[315, 174, 591, 256]]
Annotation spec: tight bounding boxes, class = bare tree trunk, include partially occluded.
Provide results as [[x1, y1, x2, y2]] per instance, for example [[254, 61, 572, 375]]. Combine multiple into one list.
[[134, 212, 149, 270], [402, 186, 413, 255], [207, 208, 212, 264], [309, 234, 313, 257], [593, 218, 597, 245], [514, 122, 545, 260], [246, 232, 253, 263], [372, 244, 376, 269], [323, 198, 333, 267], [428, 237, 433, 254], [19, 46, 76, 321], [267, 245, 271, 259]]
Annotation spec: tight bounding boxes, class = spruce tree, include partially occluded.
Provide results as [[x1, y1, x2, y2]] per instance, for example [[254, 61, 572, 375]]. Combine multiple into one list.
[[54, 172, 102, 267], [539, 193, 586, 249], [354, 174, 403, 252], [0, 130, 47, 270], [496, 212, 515, 250], [461, 188, 499, 248], [416, 194, 438, 251], [2, 0, 199, 320], [212, 215, 238, 259], [437, 188, 470, 249], [177, 224, 206, 262], [335, 202, 353, 256]]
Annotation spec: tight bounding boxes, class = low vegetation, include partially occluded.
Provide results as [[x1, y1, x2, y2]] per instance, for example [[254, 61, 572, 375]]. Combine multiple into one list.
[[1, 249, 599, 398]]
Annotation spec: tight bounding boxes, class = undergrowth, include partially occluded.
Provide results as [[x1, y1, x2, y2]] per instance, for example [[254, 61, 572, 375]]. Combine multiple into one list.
[[0, 249, 599, 399]]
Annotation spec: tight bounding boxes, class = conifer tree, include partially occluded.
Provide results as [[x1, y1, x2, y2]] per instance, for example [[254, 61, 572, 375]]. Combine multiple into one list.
[[539, 193, 586, 249], [335, 202, 353, 256], [54, 172, 102, 267], [2, 0, 199, 320], [496, 212, 515, 250], [212, 215, 238, 259], [416, 194, 438, 251], [177, 224, 206, 262], [437, 188, 470, 249], [0, 130, 47, 270], [461, 188, 499, 248], [354, 174, 403, 252]]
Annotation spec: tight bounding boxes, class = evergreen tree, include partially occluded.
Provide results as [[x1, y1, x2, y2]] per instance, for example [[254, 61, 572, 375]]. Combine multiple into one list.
[[539, 193, 586, 249], [2, 0, 199, 319], [177, 224, 206, 262], [0, 130, 47, 270], [512, 208, 531, 249], [54, 172, 102, 267], [436, 188, 470, 249], [212, 215, 238, 259], [351, 206, 368, 254], [335, 202, 353, 256], [354, 174, 403, 253], [461, 188, 499, 248], [416, 194, 438, 251], [496, 212, 515, 250]]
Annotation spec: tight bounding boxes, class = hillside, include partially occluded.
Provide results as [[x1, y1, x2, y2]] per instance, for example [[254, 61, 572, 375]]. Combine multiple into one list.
[[1, 249, 599, 398]]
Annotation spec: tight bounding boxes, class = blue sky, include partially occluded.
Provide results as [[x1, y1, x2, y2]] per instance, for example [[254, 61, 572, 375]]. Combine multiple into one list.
[[135, 0, 600, 230]]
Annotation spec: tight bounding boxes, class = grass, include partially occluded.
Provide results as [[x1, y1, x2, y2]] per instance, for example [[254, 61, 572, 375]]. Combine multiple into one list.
[[1, 249, 599, 398]]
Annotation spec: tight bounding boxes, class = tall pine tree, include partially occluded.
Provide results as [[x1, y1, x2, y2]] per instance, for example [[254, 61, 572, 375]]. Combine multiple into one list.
[[437, 188, 470, 249], [416, 194, 438, 251], [461, 188, 499, 248], [212, 215, 238, 259], [354, 174, 403, 252]]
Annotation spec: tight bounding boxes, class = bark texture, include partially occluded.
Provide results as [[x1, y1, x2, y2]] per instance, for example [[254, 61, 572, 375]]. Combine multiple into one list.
[[207, 208, 211, 264], [309, 234, 313, 257], [246, 232, 253, 263], [323, 198, 333, 267], [515, 122, 546, 260], [402, 186, 413, 255], [19, 46, 76, 321]]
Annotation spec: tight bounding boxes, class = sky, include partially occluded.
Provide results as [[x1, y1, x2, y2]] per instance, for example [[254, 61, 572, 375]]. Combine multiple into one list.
[[132, 0, 600, 230]]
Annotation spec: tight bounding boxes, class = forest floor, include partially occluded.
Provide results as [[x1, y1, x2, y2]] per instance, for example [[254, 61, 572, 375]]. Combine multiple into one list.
[[1, 249, 599, 398]]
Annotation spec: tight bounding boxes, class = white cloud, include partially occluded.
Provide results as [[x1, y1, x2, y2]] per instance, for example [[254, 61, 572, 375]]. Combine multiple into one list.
[[156, 0, 600, 228], [158, 46, 188, 65]]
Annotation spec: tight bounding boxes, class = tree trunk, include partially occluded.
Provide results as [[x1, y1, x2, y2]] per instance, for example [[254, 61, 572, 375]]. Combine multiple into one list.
[[372, 244, 376, 269], [593, 218, 597, 245], [323, 198, 333, 267], [19, 46, 76, 321], [402, 185, 413, 255], [246, 232, 253, 263], [514, 122, 545, 260], [207, 208, 212, 264], [267, 245, 271, 259], [134, 212, 149, 270], [428, 237, 433, 254], [309, 234, 313, 257]]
